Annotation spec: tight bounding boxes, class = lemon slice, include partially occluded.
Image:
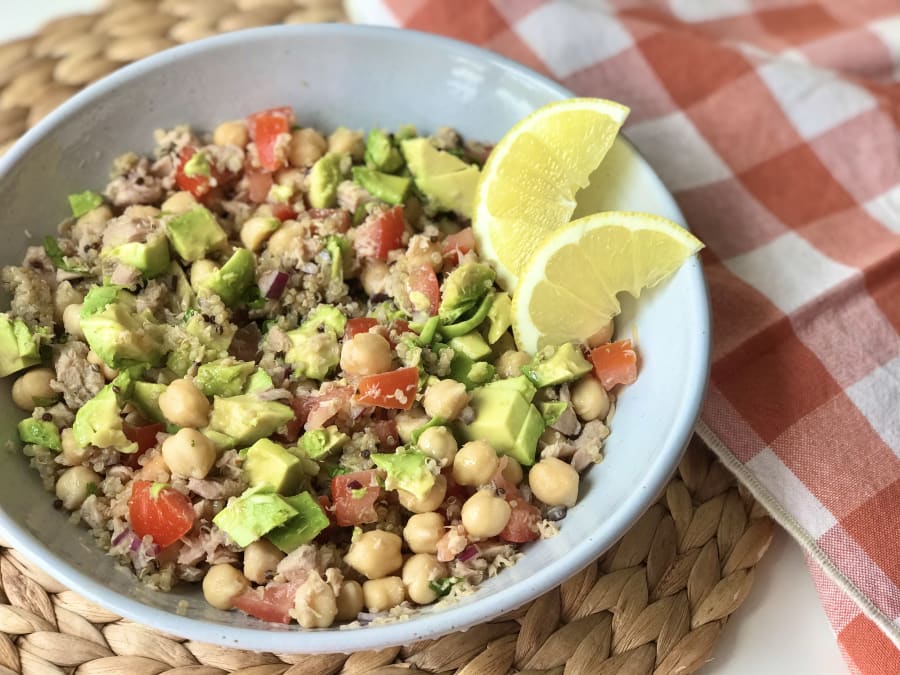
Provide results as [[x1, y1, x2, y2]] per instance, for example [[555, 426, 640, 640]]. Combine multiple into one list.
[[473, 98, 630, 291], [512, 211, 704, 353]]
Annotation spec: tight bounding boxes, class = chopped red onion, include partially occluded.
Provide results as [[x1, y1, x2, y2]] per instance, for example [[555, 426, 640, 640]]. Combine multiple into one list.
[[111, 528, 131, 546], [457, 544, 479, 562], [347, 480, 363, 490], [258, 270, 289, 299]]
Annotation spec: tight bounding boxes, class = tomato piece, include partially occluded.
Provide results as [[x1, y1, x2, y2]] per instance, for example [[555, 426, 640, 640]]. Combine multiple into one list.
[[500, 499, 541, 543], [305, 387, 354, 430], [271, 202, 296, 221], [372, 418, 400, 451], [442, 227, 475, 265], [407, 265, 440, 316], [345, 317, 379, 339], [332, 470, 380, 527], [353, 206, 406, 261], [246, 167, 274, 204], [354, 366, 418, 410], [233, 579, 304, 624], [128, 480, 195, 548], [247, 106, 294, 172], [123, 422, 166, 468], [589, 339, 638, 390]]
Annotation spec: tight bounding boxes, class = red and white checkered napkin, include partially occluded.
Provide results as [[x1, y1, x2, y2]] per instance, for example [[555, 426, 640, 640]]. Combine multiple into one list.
[[354, 0, 900, 671]]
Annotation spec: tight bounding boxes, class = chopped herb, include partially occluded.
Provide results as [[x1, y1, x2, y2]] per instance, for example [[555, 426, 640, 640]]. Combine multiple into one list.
[[86, 482, 98, 496], [429, 577, 461, 598], [43, 236, 88, 273]]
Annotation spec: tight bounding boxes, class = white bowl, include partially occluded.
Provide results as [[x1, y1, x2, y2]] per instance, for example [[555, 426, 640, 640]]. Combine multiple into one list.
[[0, 24, 710, 653]]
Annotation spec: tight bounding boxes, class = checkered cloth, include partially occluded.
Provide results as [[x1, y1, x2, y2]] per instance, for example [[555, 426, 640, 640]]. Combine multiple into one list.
[[352, 0, 900, 671]]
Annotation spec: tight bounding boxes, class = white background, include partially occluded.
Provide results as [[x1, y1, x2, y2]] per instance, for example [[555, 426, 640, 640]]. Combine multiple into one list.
[[0, 1, 848, 672]]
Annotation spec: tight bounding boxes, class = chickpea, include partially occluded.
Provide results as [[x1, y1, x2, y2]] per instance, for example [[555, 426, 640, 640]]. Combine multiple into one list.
[[213, 119, 249, 147], [461, 490, 511, 539], [190, 259, 219, 290], [293, 572, 338, 628], [242, 540, 285, 584], [12, 368, 57, 411], [124, 205, 160, 219], [395, 406, 428, 444], [335, 580, 365, 621], [86, 351, 117, 381], [398, 474, 447, 514], [360, 260, 388, 297], [500, 457, 524, 485], [202, 564, 249, 610], [161, 190, 199, 214], [422, 379, 468, 421], [571, 376, 610, 422], [362, 576, 406, 612], [328, 126, 365, 160], [586, 320, 615, 348], [452, 440, 499, 487], [417, 426, 457, 467], [529, 457, 580, 507], [137, 451, 170, 483], [265, 221, 305, 257], [55, 466, 101, 510], [158, 378, 210, 428], [402, 553, 448, 605], [60, 428, 91, 465], [288, 128, 327, 167], [240, 215, 280, 252], [403, 512, 445, 554], [54, 282, 83, 323], [406, 235, 442, 272], [63, 303, 84, 339], [161, 428, 216, 479], [75, 204, 112, 232], [495, 350, 530, 379], [340, 332, 393, 376], [343, 530, 403, 579]]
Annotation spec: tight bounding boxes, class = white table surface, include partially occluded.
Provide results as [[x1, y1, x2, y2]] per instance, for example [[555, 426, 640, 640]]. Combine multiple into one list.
[[0, 2, 849, 673]]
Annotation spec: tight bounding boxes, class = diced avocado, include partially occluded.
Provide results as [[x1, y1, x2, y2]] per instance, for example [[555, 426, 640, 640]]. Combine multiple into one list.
[[539, 401, 568, 427], [183, 150, 211, 177], [309, 153, 344, 209], [202, 428, 236, 451], [440, 293, 494, 339], [68, 190, 103, 218], [169, 262, 195, 313], [401, 137, 468, 176], [486, 292, 511, 345], [410, 416, 445, 444], [400, 138, 479, 217], [325, 235, 348, 283], [80, 288, 165, 368], [245, 369, 273, 393], [243, 438, 302, 494], [298, 426, 349, 460], [132, 381, 167, 423], [371, 451, 435, 501], [483, 375, 537, 403], [467, 361, 495, 385], [415, 316, 440, 346], [351, 166, 410, 206], [203, 248, 256, 308], [268, 183, 294, 204], [395, 124, 418, 141], [17, 418, 60, 451], [208, 394, 294, 446], [165, 207, 227, 262], [301, 305, 347, 336], [284, 330, 340, 381], [195, 359, 255, 397], [73, 373, 137, 452], [166, 311, 236, 377], [449, 350, 495, 391], [365, 129, 404, 173], [522, 343, 592, 387], [439, 263, 495, 325], [102, 231, 171, 280], [449, 332, 492, 361], [212, 485, 297, 548], [461, 383, 544, 466], [266, 492, 330, 553], [0, 314, 42, 377]]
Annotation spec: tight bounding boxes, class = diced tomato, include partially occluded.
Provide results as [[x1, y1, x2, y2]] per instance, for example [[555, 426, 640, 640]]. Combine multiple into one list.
[[407, 265, 440, 316], [589, 339, 638, 390], [354, 366, 418, 410], [345, 317, 379, 339], [123, 422, 166, 468], [353, 206, 406, 261], [442, 227, 475, 265], [246, 167, 274, 203], [174, 146, 233, 201], [233, 579, 304, 624], [271, 202, 296, 221], [128, 480, 195, 548], [332, 470, 380, 527], [308, 208, 351, 233], [247, 106, 294, 172], [392, 320, 413, 337], [500, 499, 541, 543], [372, 418, 400, 451]]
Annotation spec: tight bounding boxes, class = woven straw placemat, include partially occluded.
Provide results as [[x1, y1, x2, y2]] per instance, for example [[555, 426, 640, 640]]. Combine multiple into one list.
[[0, 2, 774, 673]]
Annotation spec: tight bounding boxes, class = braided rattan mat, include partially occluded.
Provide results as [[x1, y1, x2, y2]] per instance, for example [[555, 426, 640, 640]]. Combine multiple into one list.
[[0, 2, 774, 673]]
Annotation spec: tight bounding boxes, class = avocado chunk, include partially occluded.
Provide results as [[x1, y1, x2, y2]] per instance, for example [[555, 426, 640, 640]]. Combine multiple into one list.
[[448, 332, 492, 361], [165, 206, 227, 262], [243, 438, 302, 494], [301, 305, 347, 335], [440, 293, 494, 339], [165, 311, 236, 377], [212, 485, 297, 548], [449, 350, 495, 391], [101, 231, 171, 280], [132, 381, 167, 423], [309, 153, 344, 209], [183, 150, 211, 178], [485, 292, 511, 344], [283, 305, 347, 381], [68, 190, 103, 217], [371, 451, 435, 500], [245, 369, 273, 393], [266, 492, 330, 553], [365, 129, 404, 173], [73, 372, 137, 452], [400, 138, 480, 217], [17, 418, 60, 451], [298, 426, 349, 460], [461, 384, 544, 467], [325, 235, 348, 283], [208, 394, 294, 446], [203, 248, 256, 307], [484, 375, 537, 403], [539, 401, 568, 427], [351, 166, 410, 206], [203, 428, 236, 452], [80, 287, 165, 368], [439, 263, 495, 325], [522, 343, 592, 387], [0, 314, 43, 377], [195, 359, 255, 397]]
